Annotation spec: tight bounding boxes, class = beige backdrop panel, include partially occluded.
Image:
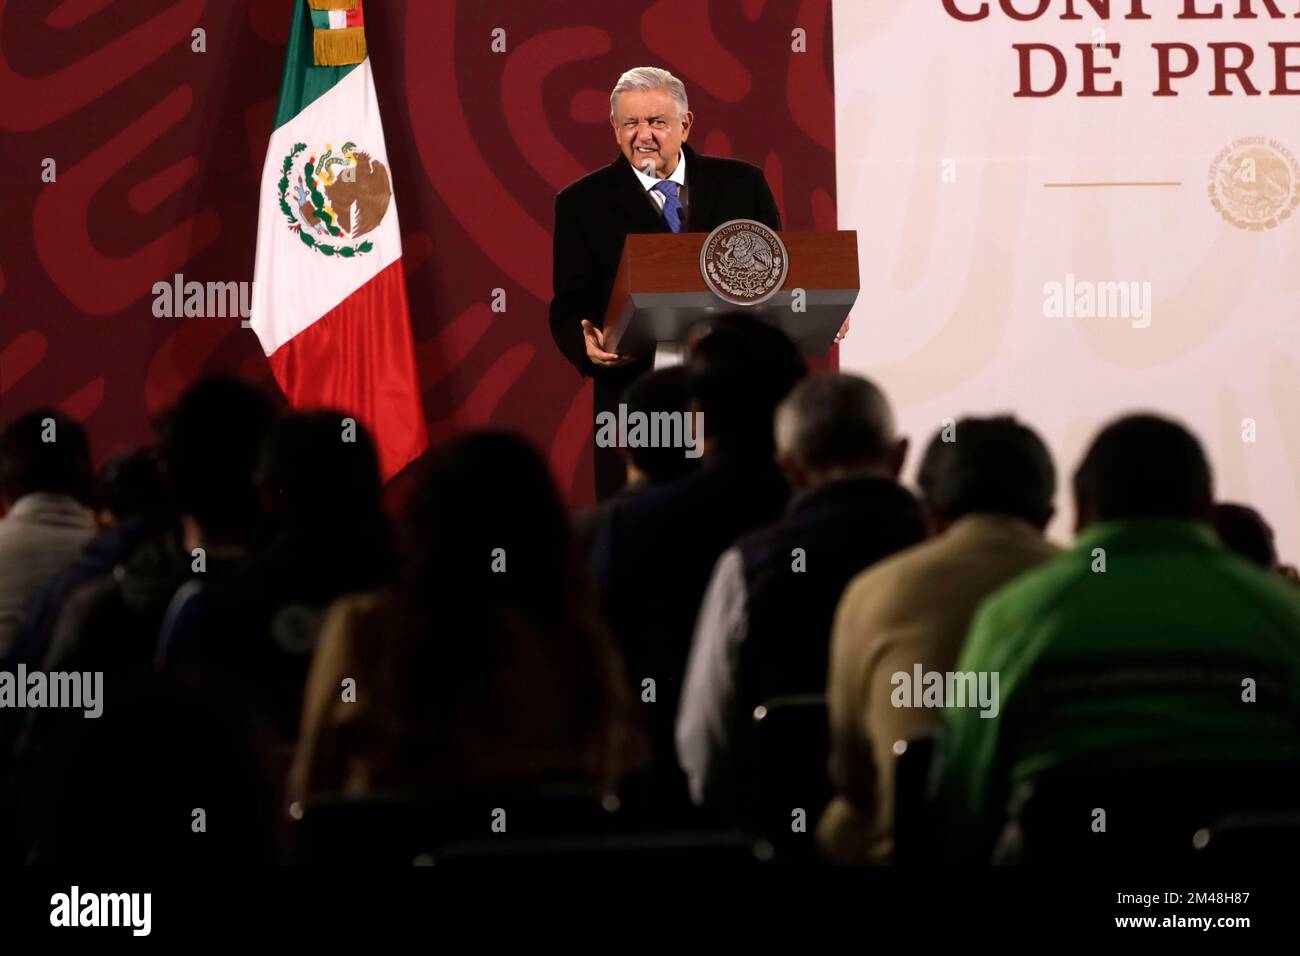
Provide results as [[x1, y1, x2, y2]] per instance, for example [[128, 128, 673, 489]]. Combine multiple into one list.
[[834, 0, 1300, 558]]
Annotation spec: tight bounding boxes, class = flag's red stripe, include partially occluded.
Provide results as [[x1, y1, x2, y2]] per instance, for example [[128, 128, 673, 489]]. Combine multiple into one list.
[[266, 258, 427, 480], [348, 0, 364, 28]]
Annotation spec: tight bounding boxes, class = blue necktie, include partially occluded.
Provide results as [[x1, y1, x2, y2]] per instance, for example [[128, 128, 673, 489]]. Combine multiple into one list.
[[653, 180, 683, 233]]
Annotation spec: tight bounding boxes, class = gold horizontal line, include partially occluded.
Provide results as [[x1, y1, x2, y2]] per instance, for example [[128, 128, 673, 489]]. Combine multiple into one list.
[[1044, 181, 1182, 188]]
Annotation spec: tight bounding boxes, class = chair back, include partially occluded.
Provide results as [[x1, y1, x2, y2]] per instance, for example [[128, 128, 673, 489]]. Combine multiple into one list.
[[746, 693, 830, 858]]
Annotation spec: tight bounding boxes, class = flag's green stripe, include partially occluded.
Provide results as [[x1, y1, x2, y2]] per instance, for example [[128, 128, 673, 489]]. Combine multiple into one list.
[[273, 0, 358, 130], [310, 9, 331, 29]]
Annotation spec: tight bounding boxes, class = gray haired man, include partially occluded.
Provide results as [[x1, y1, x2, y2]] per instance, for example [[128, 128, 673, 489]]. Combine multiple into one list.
[[548, 66, 784, 500], [676, 373, 926, 818]]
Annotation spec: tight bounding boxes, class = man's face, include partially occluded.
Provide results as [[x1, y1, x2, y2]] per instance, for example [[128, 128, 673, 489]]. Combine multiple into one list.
[[611, 88, 692, 178]]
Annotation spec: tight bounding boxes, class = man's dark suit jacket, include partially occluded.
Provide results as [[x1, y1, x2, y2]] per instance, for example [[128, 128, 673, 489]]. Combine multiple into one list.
[[548, 142, 782, 499], [592, 451, 790, 816]]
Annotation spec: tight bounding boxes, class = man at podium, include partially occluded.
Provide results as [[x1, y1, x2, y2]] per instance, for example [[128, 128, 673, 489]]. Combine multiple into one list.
[[548, 66, 782, 500]]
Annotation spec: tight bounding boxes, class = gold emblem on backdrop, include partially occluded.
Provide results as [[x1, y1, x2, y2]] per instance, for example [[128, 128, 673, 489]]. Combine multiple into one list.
[[1209, 137, 1300, 231]]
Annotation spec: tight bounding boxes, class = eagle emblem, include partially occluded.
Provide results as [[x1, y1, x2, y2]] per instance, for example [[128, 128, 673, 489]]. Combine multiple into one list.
[[1208, 138, 1299, 232], [276, 141, 393, 257], [700, 219, 789, 306]]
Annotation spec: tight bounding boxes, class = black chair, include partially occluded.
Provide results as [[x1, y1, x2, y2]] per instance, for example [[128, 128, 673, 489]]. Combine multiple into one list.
[[982, 659, 1300, 864], [745, 693, 830, 860], [992, 761, 1300, 865], [1192, 811, 1300, 864], [292, 781, 621, 865], [429, 829, 767, 865], [892, 735, 936, 866]]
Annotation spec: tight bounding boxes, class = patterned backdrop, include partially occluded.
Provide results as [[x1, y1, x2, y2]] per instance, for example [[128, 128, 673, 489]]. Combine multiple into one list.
[[0, 0, 836, 506]]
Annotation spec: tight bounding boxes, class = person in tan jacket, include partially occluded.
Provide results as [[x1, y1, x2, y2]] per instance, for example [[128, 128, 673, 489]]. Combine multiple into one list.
[[818, 417, 1059, 864]]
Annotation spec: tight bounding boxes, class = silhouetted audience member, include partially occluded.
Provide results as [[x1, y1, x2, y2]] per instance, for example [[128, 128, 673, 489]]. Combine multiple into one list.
[[594, 315, 807, 815], [677, 373, 924, 816], [0, 409, 94, 660], [91, 448, 170, 528], [290, 431, 644, 807], [935, 414, 1300, 862], [10, 448, 169, 670], [154, 378, 278, 657], [160, 411, 396, 744], [819, 416, 1058, 863], [574, 366, 700, 557], [1213, 502, 1277, 570], [46, 378, 274, 676]]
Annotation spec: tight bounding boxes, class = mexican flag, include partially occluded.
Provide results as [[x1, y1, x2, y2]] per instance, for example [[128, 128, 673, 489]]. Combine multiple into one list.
[[250, 0, 427, 480]]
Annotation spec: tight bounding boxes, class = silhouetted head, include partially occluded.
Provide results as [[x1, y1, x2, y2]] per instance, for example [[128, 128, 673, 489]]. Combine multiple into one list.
[[917, 416, 1056, 532], [774, 373, 907, 489], [402, 431, 583, 616], [1213, 502, 1278, 570], [162, 378, 275, 546], [93, 448, 168, 526], [0, 408, 92, 513], [257, 410, 383, 531], [688, 314, 807, 458], [618, 366, 699, 485], [1072, 414, 1212, 529]]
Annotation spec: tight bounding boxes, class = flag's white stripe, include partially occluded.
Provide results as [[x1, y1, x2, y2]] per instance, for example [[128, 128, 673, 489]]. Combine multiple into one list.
[[250, 59, 402, 356], [328, 10, 347, 29]]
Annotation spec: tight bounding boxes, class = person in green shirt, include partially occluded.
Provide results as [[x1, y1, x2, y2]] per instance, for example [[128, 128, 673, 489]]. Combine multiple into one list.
[[935, 414, 1300, 863]]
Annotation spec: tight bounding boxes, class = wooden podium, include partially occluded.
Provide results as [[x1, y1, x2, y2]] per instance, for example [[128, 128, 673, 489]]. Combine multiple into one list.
[[601, 230, 859, 359]]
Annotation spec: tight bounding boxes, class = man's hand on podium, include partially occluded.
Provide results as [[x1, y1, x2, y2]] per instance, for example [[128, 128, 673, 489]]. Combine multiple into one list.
[[582, 319, 638, 368], [834, 316, 850, 345]]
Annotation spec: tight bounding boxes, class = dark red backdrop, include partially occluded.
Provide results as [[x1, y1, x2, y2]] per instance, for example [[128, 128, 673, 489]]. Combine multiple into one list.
[[0, 0, 836, 505]]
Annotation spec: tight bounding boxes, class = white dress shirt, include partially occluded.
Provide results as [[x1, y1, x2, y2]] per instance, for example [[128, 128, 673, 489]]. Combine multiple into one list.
[[676, 544, 749, 808], [632, 150, 688, 213], [632, 151, 690, 367]]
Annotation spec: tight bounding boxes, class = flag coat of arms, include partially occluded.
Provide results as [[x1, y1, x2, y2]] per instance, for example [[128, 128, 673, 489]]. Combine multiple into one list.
[[251, 0, 427, 480]]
